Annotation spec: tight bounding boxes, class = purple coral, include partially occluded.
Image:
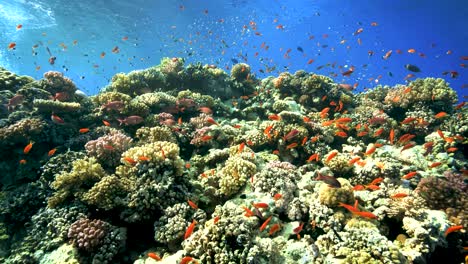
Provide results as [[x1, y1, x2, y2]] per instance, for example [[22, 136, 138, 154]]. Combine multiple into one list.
[[68, 218, 108, 251], [85, 130, 132, 167]]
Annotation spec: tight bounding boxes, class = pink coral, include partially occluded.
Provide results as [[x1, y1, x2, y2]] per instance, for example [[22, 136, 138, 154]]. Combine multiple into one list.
[[190, 126, 212, 146], [85, 130, 133, 167]]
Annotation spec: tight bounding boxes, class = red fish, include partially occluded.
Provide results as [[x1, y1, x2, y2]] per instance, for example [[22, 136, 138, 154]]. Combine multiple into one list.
[[260, 216, 272, 231], [187, 199, 198, 209], [352, 211, 378, 219], [339, 202, 360, 213], [8, 42, 16, 49], [79, 128, 89, 133], [24, 141, 33, 154], [402, 171, 418, 180], [283, 129, 299, 141], [268, 223, 281, 235], [184, 219, 197, 240], [391, 193, 408, 198], [326, 151, 338, 162], [252, 202, 269, 209], [206, 117, 219, 126], [180, 256, 197, 264], [147, 252, 161, 261], [293, 222, 304, 239], [444, 225, 463, 237], [102, 100, 125, 111], [51, 113, 65, 124], [48, 148, 57, 156]]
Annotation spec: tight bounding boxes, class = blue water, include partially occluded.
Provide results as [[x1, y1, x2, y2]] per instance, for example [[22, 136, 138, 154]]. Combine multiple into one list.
[[1, 0, 467, 99]]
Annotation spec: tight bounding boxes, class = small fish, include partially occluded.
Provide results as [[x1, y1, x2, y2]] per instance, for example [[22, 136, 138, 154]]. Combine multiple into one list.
[[51, 114, 65, 124], [252, 202, 269, 209], [326, 151, 338, 162], [24, 141, 33, 154], [213, 216, 220, 224], [180, 256, 197, 264], [283, 129, 299, 141], [316, 172, 341, 188], [407, 49, 416, 53], [293, 222, 304, 239], [402, 171, 418, 180], [117, 116, 144, 126], [112, 46, 120, 53], [147, 252, 161, 261], [187, 199, 198, 209], [273, 193, 282, 201], [184, 219, 197, 240], [16, 24, 22, 30], [286, 142, 298, 149], [434, 111, 447, 118], [8, 42, 16, 49], [102, 120, 111, 126], [48, 148, 57, 156], [206, 117, 219, 126], [268, 114, 281, 121], [391, 193, 408, 198], [366, 184, 380, 191], [352, 211, 378, 219], [297, 46, 304, 53], [123, 157, 137, 165], [353, 28, 364, 35], [268, 223, 281, 235], [405, 64, 421, 72], [260, 216, 272, 231], [444, 225, 464, 237], [339, 202, 359, 213], [238, 142, 245, 153], [79, 128, 89, 133], [19, 159, 27, 164], [243, 206, 255, 217], [382, 50, 393, 60], [138, 156, 151, 162], [429, 162, 442, 168]]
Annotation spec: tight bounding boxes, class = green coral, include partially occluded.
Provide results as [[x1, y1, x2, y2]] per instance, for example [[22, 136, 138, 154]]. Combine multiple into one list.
[[230, 63, 251, 81], [92, 91, 132, 106], [318, 178, 354, 208], [82, 175, 132, 210], [48, 157, 108, 208], [135, 126, 176, 144], [0, 67, 34, 92]]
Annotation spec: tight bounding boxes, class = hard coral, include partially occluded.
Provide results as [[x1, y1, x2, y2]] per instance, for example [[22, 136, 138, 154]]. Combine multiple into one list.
[[85, 129, 133, 168]]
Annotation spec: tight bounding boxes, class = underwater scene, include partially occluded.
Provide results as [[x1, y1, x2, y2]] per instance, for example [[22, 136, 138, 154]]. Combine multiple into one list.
[[0, 0, 467, 263]]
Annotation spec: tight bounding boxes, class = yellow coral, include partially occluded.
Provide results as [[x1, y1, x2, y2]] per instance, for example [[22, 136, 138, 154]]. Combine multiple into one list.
[[318, 178, 354, 208]]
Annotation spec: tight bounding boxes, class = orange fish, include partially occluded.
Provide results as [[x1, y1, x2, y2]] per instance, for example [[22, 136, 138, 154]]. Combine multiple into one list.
[[268, 114, 281, 121], [260, 216, 272, 231], [402, 171, 418, 180], [400, 142, 416, 152], [79, 128, 89, 133], [147, 252, 161, 261], [103, 145, 114, 150], [111, 46, 120, 53], [373, 128, 384, 137], [357, 131, 368, 137], [407, 49, 416, 53], [122, 36, 129, 41], [16, 24, 23, 30], [180, 256, 197, 264], [123, 157, 137, 165], [268, 223, 281, 235], [382, 50, 393, 60], [429, 162, 442, 168], [307, 153, 319, 163], [8, 42, 16, 49], [201, 135, 213, 141], [446, 147, 457, 153], [252, 202, 269, 209], [19, 159, 27, 164], [286, 142, 298, 149], [206, 117, 219, 126], [391, 193, 408, 199], [138, 156, 151, 161], [307, 59, 314, 64], [100, 52, 106, 58], [24, 141, 33, 154], [365, 145, 377, 155], [370, 177, 383, 185], [326, 151, 338, 162], [353, 185, 365, 191], [401, 117, 417, 124], [434, 111, 447, 118], [184, 220, 197, 240], [335, 131, 348, 138], [348, 157, 361, 165], [102, 120, 111, 126], [213, 216, 220, 224], [353, 211, 378, 219], [437, 129, 445, 139], [237, 142, 245, 154], [187, 199, 198, 209], [444, 225, 463, 237], [339, 202, 360, 213], [48, 148, 57, 156], [366, 184, 380, 191], [273, 193, 282, 201], [370, 22, 378, 26], [243, 206, 255, 217], [293, 222, 304, 239], [389, 129, 395, 144]]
